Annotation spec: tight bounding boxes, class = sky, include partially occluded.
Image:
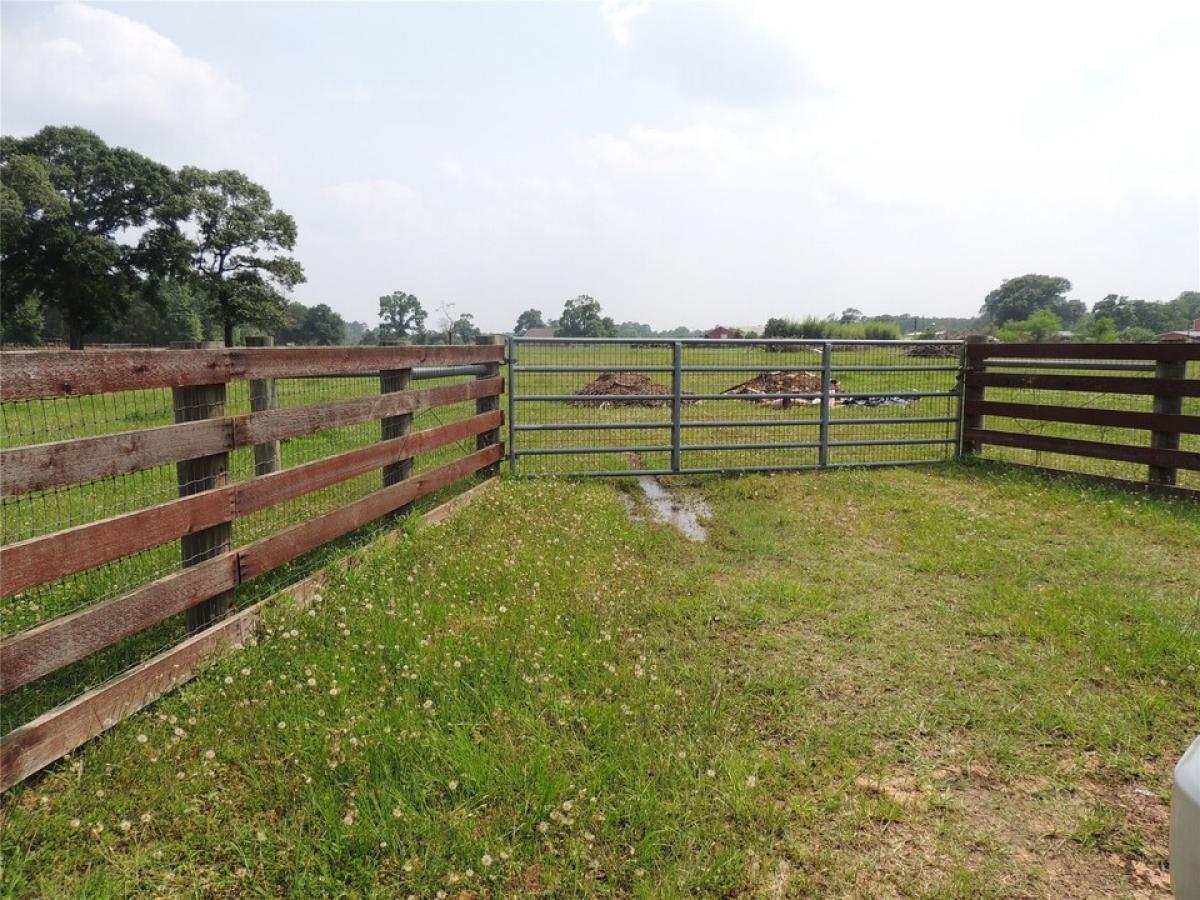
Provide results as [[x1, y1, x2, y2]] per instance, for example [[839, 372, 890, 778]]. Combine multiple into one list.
[[2, 0, 1198, 332]]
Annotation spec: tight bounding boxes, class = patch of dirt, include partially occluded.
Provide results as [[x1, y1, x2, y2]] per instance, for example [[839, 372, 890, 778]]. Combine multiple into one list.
[[722, 370, 832, 408], [571, 372, 677, 408]]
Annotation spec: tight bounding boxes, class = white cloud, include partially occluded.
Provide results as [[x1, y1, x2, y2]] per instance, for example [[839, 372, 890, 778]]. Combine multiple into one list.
[[1, 2, 265, 171]]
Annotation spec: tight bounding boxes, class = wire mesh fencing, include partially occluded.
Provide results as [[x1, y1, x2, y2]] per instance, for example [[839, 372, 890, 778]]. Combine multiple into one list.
[[508, 337, 964, 476], [0, 355, 498, 734]]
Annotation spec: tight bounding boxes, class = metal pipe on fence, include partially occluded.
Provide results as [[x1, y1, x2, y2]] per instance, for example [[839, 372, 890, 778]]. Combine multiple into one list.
[[671, 341, 683, 472], [508, 338, 518, 476], [819, 342, 832, 467]]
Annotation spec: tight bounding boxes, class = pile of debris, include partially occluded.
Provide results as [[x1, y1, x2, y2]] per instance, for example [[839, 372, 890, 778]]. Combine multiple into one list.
[[906, 343, 959, 358], [839, 393, 916, 408], [721, 370, 837, 408], [571, 372, 675, 408]]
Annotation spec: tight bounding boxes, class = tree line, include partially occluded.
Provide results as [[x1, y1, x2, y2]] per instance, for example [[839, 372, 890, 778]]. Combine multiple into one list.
[[980, 274, 1199, 343], [2, 126, 303, 349]]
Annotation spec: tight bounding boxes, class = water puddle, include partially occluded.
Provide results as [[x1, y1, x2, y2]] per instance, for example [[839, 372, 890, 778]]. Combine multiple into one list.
[[622, 475, 711, 542]]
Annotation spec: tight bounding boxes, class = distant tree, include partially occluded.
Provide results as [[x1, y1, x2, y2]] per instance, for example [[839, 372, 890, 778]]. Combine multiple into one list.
[[344, 320, 370, 345], [981, 275, 1073, 327], [180, 167, 305, 346], [1, 126, 184, 348], [301, 304, 346, 345], [0, 294, 45, 346], [450, 313, 479, 345], [378, 291, 427, 341], [556, 294, 616, 337], [1120, 326, 1155, 343], [839, 307, 865, 324], [514, 308, 545, 335], [997, 309, 1062, 343], [1084, 319, 1118, 343]]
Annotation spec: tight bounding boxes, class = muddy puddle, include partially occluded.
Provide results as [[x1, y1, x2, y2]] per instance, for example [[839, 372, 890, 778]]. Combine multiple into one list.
[[622, 475, 711, 542]]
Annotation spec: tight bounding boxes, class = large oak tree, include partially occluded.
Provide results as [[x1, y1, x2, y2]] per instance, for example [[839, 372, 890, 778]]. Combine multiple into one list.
[[1, 126, 184, 348]]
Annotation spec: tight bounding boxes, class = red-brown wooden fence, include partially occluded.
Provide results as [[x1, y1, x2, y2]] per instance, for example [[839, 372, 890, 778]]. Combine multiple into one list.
[[962, 340, 1200, 492], [0, 342, 504, 790]]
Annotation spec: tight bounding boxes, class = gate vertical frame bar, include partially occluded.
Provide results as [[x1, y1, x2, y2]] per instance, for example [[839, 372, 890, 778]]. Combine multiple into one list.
[[508, 337, 518, 476], [818, 341, 832, 467], [671, 341, 682, 472]]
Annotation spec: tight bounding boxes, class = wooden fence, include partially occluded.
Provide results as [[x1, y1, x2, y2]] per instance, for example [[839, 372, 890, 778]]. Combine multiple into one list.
[[0, 342, 504, 789], [962, 340, 1200, 491]]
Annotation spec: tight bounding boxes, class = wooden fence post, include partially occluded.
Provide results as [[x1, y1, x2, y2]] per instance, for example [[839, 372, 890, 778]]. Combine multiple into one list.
[[171, 341, 235, 632], [1148, 355, 1186, 486], [960, 335, 989, 454], [476, 334, 503, 476], [380, 340, 414, 516], [245, 336, 281, 475]]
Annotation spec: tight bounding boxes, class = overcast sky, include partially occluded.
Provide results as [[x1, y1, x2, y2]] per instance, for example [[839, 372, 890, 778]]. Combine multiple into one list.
[[3, 1, 1198, 331]]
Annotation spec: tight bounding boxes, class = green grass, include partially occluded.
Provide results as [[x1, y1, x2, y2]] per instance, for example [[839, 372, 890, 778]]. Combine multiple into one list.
[[3, 463, 1197, 897]]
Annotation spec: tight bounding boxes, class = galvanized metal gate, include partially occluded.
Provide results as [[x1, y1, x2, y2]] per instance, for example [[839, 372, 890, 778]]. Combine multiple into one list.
[[508, 337, 965, 477]]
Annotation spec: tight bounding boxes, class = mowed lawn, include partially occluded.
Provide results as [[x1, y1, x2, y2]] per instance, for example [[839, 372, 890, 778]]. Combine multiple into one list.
[[2, 463, 1198, 897]]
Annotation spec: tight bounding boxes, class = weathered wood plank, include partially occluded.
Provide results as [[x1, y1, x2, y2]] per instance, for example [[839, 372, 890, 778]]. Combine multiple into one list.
[[234, 411, 499, 516], [0, 591, 258, 791], [0, 412, 502, 596], [0, 346, 505, 401], [0, 555, 240, 694], [231, 345, 503, 381], [964, 428, 1200, 470], [0, 490, 234, 598], [0, 349, 230, 401], [0, 418, 231, 497], [1, 379, 503, 497], [0, 438, 503, 691], [966, 342, 1200, 362], [0, 465, 501, 791], [967, 372, 1200, 397], [236, 378, 501, 446], [965, 400, 1200, 435], [238, 443, 502, 580]]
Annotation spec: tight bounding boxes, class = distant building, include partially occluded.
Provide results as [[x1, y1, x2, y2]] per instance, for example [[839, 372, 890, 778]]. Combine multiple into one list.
[[520, 326, 557, 338], [705, 326, 738, 339], [1155, 329, 1200, 343]]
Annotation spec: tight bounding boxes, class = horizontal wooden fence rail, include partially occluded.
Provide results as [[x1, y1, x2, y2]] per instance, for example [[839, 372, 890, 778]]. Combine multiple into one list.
[[0, 345, 504, 401], [962, 341, 1200, 491], [1, 378, 502, 496], [0, 341, 507, 790]]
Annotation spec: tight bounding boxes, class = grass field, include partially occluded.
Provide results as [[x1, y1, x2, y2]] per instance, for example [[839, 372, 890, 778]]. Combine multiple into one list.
[[2, 341, 1195, 737], [3, 462, 1197, 897]]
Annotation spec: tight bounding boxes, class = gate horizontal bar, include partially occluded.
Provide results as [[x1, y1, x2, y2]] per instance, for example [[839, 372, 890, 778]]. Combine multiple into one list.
[[515, 337, 964, 346], [515, 389, 958, 403], [514, 415, 959, 432], [514, 421, 669, 431], [514, 365, 674, 373], [522, 459, 950, 478], [514, 445, 672, 457]]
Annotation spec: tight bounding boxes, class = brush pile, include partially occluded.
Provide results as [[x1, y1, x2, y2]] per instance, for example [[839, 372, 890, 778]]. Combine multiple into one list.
[[571, 372, 675, 408], [721, 371, 836, 407], [906, 343, 959, 358]]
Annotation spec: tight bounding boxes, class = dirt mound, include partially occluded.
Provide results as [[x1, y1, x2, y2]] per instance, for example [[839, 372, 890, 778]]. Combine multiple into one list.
[[722, 370, 838, 408], [571, 372, 674, 408], [906, 343, 959, 358]]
